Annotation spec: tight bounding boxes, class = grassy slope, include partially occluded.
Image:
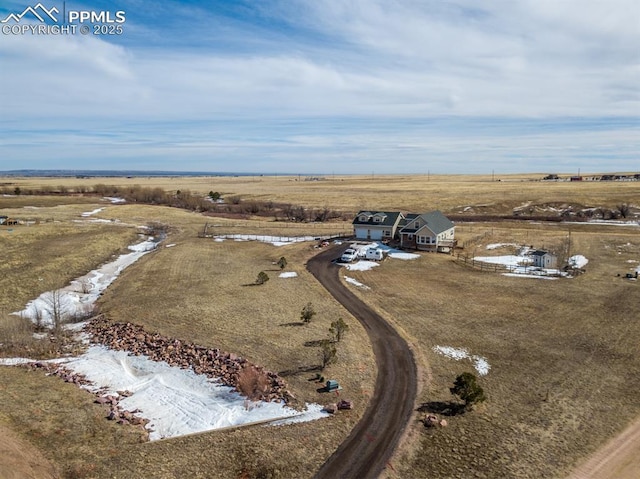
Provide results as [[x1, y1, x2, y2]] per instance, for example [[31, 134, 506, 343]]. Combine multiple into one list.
[[0, 201, 376, 478]]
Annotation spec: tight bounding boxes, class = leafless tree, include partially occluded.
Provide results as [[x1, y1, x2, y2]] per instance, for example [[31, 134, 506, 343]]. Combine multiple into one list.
[[42, 290, 68, 330], [319, 340, 337, 370]]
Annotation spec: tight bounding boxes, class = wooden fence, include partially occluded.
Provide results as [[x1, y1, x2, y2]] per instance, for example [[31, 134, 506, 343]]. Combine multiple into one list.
[[453, 253, 558, 276], [210, 232, 351, 242]]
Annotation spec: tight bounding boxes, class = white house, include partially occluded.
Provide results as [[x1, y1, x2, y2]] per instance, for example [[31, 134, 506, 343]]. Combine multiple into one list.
[[398, 211, 456, 252]]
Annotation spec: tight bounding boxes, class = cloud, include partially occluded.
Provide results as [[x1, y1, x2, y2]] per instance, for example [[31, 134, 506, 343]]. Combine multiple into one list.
[[0, 0, 638, 173]]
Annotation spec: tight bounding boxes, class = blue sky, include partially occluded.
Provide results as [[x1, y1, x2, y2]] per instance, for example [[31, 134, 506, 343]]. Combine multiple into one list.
[[0, 0, 638, 174]]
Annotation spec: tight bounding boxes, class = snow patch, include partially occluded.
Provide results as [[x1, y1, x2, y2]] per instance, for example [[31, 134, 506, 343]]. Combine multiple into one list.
[[13, 238, 157, 328], [486, 243, 518, 250], [103, 197, 126, 204], [502, 273, 558, 280], [568, 255, 588, 268], [81, 208, 104, 217], [279, 272, 298, 278], [433, 346, 491, 376], [356, 242, 420, 260], [344, 276, 370, 290], [215, 234, 319, 247], [344, 261, 379, 271]]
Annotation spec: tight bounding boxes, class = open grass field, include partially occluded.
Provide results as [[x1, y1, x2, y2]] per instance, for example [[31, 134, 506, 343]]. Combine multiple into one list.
[[0, 175, 639, 478], [343, 222, 640, 478], [6, 173, 640, 216], [0, 199, 375, 478]]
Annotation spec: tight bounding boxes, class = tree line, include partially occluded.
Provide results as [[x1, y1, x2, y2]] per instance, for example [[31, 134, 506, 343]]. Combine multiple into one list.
[[3, 184, 347, 223]]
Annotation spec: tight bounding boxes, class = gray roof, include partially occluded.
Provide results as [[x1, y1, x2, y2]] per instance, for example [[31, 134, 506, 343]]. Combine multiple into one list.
[[531, 250, 554, 257], [352, 211, 402, 228], [399, 210, 454, 235]]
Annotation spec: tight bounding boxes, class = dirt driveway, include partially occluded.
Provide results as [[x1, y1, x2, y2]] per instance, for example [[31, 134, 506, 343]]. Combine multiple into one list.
[[307, 245, 418, 479], [0, 424, 57, 479], [566, 415, 640, 479]]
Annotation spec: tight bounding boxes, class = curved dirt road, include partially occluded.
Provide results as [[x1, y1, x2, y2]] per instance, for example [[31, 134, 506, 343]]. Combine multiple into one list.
[[566, 415, 640, 479], [307, 245, 418, 479]]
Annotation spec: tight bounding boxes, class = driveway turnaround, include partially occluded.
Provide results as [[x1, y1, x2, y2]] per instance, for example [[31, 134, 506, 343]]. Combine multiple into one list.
[[307, 245, 418, 479]]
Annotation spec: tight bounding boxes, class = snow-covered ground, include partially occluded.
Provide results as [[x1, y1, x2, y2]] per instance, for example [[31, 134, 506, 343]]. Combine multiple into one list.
[[473, 244, 588, 279], [5, 236, 328, 439], [433, 346, 491, 376], [14, 237, 158, 328], [214, 234, 323, 246], [338, 241, 420, 271], [63, 345, 327, 440]]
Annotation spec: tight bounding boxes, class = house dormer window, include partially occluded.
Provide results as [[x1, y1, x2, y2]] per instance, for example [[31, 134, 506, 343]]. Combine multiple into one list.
[[414, 221, 420, 228], [374, 216, 381, 222]]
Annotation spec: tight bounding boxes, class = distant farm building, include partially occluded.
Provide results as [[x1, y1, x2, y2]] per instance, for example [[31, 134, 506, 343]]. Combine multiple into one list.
[[0, 215, 7, 225], [531, 250, 557, 268]]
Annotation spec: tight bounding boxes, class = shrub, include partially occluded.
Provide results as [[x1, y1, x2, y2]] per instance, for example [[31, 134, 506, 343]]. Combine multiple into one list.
[[255, 271, 269, 285], [300, 302, 316, 323], [329, 318, 349, 342], [450, 372, 486, 411]]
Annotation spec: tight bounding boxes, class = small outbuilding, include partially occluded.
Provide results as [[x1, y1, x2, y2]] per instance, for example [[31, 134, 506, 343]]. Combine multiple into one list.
[[531, 250, 557, 268]]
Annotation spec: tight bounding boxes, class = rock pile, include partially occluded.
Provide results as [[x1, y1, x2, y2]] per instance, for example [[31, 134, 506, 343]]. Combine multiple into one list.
[[20, 361, 150, 439], [84, 317, 291, 403]]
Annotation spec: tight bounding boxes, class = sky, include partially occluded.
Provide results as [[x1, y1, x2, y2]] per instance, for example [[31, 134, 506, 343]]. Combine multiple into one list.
[[0, 0, 638, 174]]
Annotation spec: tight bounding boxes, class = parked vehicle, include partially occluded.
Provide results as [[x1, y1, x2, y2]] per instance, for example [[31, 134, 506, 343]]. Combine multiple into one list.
[[340, 248, 358, 262], [365, 248, 384, 261]]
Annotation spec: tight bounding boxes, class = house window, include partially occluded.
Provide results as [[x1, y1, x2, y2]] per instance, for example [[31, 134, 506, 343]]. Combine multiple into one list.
[[359, 215, 368, 222], [384, 230, 391, 236], [418, 236, 426, 243], [374, 217, 382, 222], [408, 234, 414, 240], [414, 221, 420, 228]]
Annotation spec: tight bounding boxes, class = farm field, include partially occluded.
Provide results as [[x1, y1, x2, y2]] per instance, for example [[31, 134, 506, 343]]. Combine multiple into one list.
[[0, 174, 639, 478], [5, 173, 640, 216]]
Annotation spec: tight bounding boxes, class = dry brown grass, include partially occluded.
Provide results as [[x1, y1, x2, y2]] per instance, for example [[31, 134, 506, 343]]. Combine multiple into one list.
[[1, 179, 639, 478], [7, 174, 640, 216], [0, 199, 375, 478], [342, 223, 640, 478]]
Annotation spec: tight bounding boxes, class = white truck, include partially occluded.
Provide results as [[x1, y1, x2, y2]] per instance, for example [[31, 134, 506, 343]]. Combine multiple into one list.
[[340, 248, 358, 262]]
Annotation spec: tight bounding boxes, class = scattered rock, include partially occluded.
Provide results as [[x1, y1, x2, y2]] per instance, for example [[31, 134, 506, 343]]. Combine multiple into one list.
[[322, 404, 337, 414]]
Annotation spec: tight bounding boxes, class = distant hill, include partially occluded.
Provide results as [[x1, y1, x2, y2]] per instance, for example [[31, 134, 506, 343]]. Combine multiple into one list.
[[0, 170, 262, 178]]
